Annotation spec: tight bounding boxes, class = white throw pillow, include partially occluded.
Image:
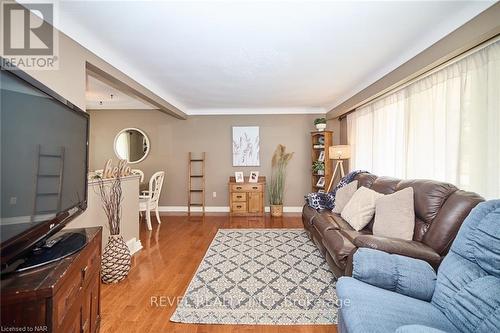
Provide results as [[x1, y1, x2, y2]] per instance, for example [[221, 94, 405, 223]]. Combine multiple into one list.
[[373, 187, 415, 240], [332, 180, 358, 214], [341, 187, 384, 231]]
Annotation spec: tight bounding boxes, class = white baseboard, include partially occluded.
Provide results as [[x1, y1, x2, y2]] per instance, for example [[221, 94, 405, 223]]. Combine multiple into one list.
[[158, 206, 303, 213], [126, 237, 143, 255], [158, 206, 230, 212], [265, 206, 303, 213]]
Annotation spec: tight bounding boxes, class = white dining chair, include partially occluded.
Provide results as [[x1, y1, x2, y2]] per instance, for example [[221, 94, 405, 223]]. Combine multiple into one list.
[[139, 171, 165, 231], [131, 169, 144, 182]]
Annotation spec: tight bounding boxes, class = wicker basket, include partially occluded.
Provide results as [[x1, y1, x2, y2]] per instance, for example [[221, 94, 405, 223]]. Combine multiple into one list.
[[101, 235, 131, 284], [270, 204, 283, 217]]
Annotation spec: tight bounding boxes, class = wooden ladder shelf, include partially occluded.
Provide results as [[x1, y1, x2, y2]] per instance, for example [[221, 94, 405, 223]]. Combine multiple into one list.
[[188, 152, 206, 214]]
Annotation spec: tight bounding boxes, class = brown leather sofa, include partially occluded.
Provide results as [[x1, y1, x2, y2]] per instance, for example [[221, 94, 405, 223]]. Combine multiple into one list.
[[302, 172, 484, 277]]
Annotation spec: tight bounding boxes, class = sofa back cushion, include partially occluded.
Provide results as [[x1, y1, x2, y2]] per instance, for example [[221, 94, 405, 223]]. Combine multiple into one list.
[[354, 173, 483, 254], [423, 190, 485, 254], [431, 200, 500, 332], [355, 173, 377, 189], [396, 179, 457, 223]]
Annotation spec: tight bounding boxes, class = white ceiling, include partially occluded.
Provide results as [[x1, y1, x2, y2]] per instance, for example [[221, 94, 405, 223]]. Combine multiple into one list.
[[85, 75, 155, 110], [56, 1, 493, 115]]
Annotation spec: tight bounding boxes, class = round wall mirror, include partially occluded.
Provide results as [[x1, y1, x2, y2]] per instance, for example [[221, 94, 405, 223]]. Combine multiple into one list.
[[114, 128, 150, 164]]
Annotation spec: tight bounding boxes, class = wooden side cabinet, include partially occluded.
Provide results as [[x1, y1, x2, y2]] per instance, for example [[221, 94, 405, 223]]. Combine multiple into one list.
[[1, 227, 102, 333], [229, 176, 265, 216]]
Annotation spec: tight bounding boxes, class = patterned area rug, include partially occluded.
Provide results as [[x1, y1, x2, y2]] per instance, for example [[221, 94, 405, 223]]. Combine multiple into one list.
[[170, 229, 338, 325]]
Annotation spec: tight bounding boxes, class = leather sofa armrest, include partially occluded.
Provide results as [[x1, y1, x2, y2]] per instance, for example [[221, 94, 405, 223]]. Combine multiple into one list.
[[353, 235, 442, 268], [352, 248, 437, 301]]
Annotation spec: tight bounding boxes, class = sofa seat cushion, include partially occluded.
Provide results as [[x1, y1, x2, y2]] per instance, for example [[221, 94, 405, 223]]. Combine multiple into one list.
[[336, 277, 459, 333], [322, 228, 370, 270]]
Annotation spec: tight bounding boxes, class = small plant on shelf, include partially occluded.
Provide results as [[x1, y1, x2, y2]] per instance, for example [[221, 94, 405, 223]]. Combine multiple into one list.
[[314, 117, 327, 131], [312, 161, 325, 175]]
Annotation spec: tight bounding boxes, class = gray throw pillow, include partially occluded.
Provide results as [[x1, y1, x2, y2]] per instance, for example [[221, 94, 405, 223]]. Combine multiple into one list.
[[332, 180, 358, 214], [341, 187, 385, 231], [373, 187, 415, 240]]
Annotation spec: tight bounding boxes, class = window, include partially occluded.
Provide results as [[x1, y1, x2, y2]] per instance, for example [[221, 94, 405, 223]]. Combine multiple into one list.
[[348, 39, 500, 199]]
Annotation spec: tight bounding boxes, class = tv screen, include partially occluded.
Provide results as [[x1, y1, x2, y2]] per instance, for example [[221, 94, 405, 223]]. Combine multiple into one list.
[[0, 69, 89, 266]]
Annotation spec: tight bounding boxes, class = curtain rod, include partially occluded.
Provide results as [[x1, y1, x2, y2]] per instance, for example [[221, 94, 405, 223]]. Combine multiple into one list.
[[339, 34, 500, 120]]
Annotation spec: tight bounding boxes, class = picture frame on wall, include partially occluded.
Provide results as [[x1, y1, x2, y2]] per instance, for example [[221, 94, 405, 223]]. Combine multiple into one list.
[[232, 126, 260, 166], [316, 176, 325, 188], [249, 171, 259, 183], [235, 171, 244, 183], [318, 151, 325, 162]]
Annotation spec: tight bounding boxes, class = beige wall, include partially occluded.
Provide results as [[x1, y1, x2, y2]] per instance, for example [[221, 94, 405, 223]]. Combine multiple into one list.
[[11, 10, 186, 233], [66, 176, 141, 253], [89, 110, 331, 207], [21, 11, 186, 118]]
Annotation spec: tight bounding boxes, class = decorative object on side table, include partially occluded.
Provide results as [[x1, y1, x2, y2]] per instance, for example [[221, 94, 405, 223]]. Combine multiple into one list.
[[249, 171, 259, 183], [95, 161, 131, 284], [314, 117, 327, 131], [234, 171, 244, 183], [326, 145, 351, 192], [268, 144, 294, 217]]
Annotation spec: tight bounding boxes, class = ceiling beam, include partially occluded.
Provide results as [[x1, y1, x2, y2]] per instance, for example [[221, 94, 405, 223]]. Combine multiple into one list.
[[86, 62, 187, 120]]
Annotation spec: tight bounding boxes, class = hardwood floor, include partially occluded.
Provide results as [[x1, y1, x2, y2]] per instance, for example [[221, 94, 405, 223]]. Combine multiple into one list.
[[100, 213, 338, 333]]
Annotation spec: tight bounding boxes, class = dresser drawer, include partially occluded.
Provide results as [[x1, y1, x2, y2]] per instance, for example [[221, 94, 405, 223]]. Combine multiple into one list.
[[53, 259, 84, 327], [232, 193, 247, 202], [231, 202, 247, 212], [83, 237, 100, 285], [231, 184, 263, 192]]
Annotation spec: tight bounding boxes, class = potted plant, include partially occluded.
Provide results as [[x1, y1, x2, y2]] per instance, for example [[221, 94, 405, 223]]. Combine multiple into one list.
[[95, 165, 131, 284], [268, 144, 294, 217], [314, 117, 327, 131], [312, 160, 325, 175]]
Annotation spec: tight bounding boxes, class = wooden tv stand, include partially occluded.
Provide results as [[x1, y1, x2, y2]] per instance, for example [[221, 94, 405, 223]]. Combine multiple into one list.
[[1, 227, 102, 333]]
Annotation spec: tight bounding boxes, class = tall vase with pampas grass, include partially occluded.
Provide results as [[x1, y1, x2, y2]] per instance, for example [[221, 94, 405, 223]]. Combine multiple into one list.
[[95, 169, 131, 284], [268, 144, 294, 217]]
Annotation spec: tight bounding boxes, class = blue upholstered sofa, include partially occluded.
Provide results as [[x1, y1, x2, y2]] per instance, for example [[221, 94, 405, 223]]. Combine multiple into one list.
[[336, 200, 500, 333]]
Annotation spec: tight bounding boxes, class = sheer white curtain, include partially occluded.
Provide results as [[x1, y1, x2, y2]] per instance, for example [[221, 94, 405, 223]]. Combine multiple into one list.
[[348, 40, 500, 199]]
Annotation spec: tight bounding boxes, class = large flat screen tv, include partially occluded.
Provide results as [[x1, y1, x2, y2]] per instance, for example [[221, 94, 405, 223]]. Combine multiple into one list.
[[0, 66, 89, 269]]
